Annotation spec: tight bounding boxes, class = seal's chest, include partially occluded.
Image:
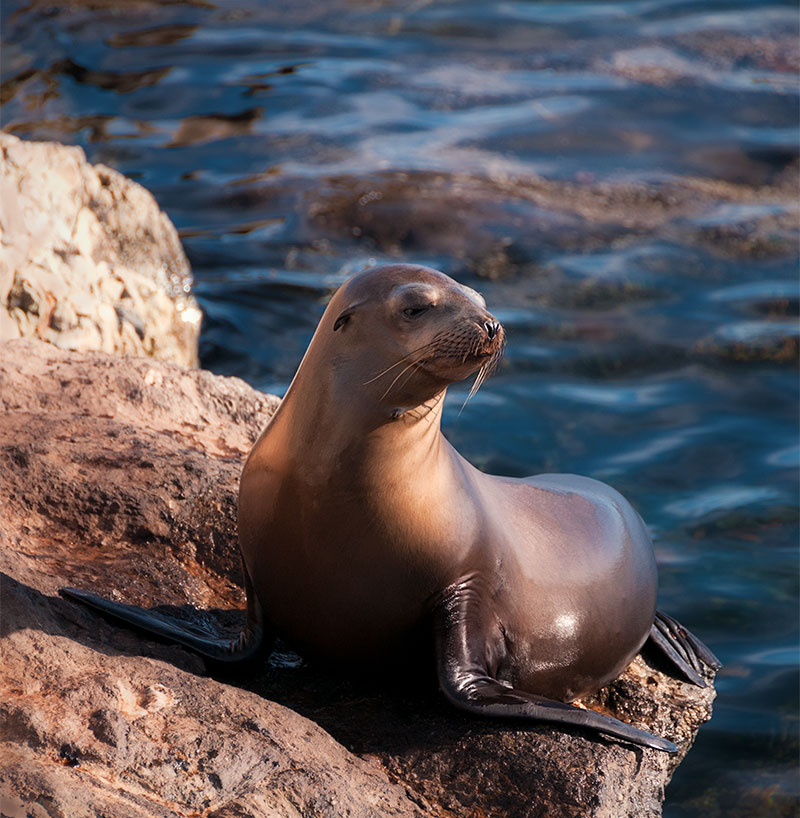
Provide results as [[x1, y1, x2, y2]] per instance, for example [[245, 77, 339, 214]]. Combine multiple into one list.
[[255, 518, 437, 656]]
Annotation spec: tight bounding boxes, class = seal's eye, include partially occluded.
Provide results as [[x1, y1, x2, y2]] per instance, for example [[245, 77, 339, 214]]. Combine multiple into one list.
[[403, 305, 430, 318]]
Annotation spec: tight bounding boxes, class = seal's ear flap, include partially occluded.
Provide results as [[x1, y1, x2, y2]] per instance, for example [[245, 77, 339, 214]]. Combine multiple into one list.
[[333, 297, 366, 332], [333, 308, 354, 332]]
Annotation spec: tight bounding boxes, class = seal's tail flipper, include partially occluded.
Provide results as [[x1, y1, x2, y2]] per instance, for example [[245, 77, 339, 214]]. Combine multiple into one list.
[[647, 610, 721, 687], [60, 570, 272, 672]]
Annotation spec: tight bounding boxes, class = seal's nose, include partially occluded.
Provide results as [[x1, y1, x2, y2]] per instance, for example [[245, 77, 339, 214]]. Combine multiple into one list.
[[484, 320, 501, 340]]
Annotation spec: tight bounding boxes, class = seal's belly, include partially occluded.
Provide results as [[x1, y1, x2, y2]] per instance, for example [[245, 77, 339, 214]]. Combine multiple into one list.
[[483, 474, 658, 700], [498, 579, 654, 700], [495, 565, 656, 700]]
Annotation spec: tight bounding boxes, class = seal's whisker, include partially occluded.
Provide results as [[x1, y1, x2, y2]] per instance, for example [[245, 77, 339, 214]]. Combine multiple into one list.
[[460, 367, 486, 413], [459, 342, 505, 414], [380, 355, 430, 401], [363, 340, 439, 386], [380, 362, 417, 401], [386, 358, 432, 405], [364, 349, 424, 386]]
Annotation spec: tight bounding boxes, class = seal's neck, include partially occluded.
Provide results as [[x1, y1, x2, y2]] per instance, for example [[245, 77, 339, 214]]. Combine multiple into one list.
[[270, 346, 448, 470]]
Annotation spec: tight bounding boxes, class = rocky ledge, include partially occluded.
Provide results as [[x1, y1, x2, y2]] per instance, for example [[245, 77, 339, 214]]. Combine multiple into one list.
[[0, 339, 715, 818]]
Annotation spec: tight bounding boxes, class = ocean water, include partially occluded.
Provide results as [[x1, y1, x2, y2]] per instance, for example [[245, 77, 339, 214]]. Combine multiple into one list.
[[2, 1, 798, 814]]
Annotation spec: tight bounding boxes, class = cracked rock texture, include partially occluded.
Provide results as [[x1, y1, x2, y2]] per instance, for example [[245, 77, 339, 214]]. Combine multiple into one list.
[[0, 339, 716, 818], [0, 133, 201, 366]]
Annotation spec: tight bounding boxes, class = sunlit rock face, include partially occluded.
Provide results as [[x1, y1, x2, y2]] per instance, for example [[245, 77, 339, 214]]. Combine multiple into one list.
[[0, 133, 201, 366]]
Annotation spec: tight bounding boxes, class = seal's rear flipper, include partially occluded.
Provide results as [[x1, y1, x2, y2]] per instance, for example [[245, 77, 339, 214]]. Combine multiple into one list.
[[646, 610, 721, 688], [434, 580, 678, 753], [60, 573, 272, 673]]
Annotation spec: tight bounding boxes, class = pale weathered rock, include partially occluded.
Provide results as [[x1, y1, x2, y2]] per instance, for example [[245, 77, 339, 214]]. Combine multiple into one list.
[[0, 133, 201, 366], [0, 340, 716, 817]]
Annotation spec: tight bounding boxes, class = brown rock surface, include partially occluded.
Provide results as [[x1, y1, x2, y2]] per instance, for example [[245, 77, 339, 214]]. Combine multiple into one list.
[[0, 133, 201, 366], [306, 168, 799, 281], [0, 339, 716, 817]]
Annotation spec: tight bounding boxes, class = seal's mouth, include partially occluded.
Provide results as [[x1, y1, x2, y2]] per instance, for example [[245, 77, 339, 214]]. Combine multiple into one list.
[[470, 322, 506, 364], [367, 320, 505, 402], [420, 322, 505, 386], [435, 321, 504, 359]]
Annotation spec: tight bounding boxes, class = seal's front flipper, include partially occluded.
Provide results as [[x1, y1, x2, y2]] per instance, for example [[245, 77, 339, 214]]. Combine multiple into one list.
[[646, 611, 721, 687], [60, 569, 272, 672], [433, 580, 677, 753]]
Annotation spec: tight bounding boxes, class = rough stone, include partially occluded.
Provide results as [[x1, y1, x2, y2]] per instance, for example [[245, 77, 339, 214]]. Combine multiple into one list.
[[0, 339, 716, 817], [0, 133, 201, 366], [306, 167, 799, 282]]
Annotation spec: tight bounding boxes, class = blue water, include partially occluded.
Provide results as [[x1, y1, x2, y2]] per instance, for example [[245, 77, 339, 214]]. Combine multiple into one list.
[[2, 1, 798, 813]]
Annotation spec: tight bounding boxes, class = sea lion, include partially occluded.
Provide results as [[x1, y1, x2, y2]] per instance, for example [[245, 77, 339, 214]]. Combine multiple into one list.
[[62, 263, 719, 753]]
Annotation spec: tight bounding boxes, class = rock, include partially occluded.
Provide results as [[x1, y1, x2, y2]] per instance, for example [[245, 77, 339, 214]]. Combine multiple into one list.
[[1, 575, 427, 818], [0, 339, 716, 817], [304, 169, 798, 281], [0, 133, 201, 366]]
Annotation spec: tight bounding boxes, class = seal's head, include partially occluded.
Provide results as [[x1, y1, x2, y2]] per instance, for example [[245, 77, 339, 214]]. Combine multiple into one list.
[[326, 264, 505, 407]]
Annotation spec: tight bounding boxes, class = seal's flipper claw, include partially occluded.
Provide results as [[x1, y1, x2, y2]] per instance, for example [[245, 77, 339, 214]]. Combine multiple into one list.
[[433, 580, 677, 753], [657, 611, 721, 671], [654, 614, 694, 669], [648, 620, 706, 687], [647, 611, 720, 683], [59, 581, 272, 671]]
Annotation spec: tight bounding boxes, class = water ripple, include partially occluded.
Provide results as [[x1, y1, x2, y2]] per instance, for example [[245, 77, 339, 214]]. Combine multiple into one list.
[[664, 486, 784, 519]]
